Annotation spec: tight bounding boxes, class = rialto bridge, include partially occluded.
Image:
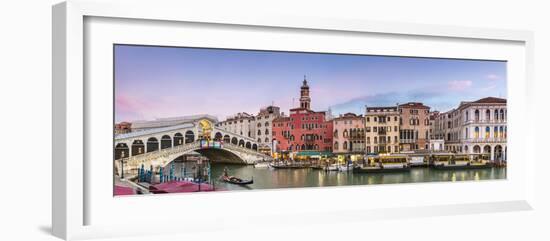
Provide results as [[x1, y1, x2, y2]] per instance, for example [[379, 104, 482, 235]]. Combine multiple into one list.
[[114, 117, 272, 177]]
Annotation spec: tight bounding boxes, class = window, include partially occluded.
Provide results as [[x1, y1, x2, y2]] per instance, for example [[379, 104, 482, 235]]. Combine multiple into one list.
[[366, 117, 370, 122], [343, 141, 348, 150], [486, 109, 491, 121], [485, 126, 490, 139], [334, 142, 339, 150], [257, 130, 261, 135], [265, 129, 269, 135], [366, 137, 370, 144]]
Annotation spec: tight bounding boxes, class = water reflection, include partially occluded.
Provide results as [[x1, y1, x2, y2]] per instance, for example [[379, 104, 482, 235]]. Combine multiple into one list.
[[171, 162, 506, 191]]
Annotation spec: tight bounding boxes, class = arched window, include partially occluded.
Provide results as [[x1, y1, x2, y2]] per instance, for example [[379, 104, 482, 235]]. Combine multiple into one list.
[[223, 135, 230, 143], [485, 126, 490, 139], [257, 138, 261, 143], [131, 140, 145, 156], [465, 111, 469, 121], [494, 126, 499, 138], [265, 122, 269, 127], [257, 123, 261, 127], [213, 132, 223, 141], [115, 143, 129, 160], [161, 135, 172, 149], [301, 144, 306, 150], [485, 109, 491, 121], [265, 129, 269, 135], [343, 129, 348, 138], [174, 133, 184, 146], [343, 141, 348, 150], [474, 127, 480, 138], [494, 109, 499, 120], [185, 130, 195, 143], [146, 137, 159, 152], [257, 129, 261, 135], [334, 142, 339, 150], [475, 109, 480, 121], [500, 126, 504, 138], [333, 130, 338, 138], [500, 109, 505, 121], [264, 137, 269, 143]]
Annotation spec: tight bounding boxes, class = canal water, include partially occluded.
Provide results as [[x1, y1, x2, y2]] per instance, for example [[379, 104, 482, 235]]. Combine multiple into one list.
[[171, 162, 506, 191]]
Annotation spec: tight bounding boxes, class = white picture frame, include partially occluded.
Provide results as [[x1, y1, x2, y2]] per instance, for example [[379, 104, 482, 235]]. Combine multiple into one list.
[[52, 0, 535, 240]]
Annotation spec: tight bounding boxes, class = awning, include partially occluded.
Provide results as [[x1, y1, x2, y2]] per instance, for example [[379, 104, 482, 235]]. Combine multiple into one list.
[[295, 151, 334, 157]]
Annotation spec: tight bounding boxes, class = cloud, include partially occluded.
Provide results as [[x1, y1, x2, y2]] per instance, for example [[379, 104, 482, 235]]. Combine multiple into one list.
[[328, 89, 454, 115], [448, 80, 472, 91], [486, 74, 500, 80]]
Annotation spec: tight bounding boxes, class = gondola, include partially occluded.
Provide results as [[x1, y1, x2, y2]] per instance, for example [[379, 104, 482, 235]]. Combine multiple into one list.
[[221, 175, 253, 185]]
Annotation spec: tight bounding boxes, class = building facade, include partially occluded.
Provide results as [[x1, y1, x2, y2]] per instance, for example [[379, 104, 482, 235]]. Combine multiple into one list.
[[272, 77, 333, 158], [398, 102, 431, 151], [365, 106, 400, 154], [332, 113, 365, 160], [253, 106, 281, 153], [432, 97, 507, 160], [115, 122, 132, 134], [216, 112, 255, 138]]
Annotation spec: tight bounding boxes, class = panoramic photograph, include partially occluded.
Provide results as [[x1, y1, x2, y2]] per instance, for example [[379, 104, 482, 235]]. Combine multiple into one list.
[[113, 44, 507, 196]]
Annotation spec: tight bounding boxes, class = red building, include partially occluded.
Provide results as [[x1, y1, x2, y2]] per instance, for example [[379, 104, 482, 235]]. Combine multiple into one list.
[[272, 77, 333, 158]]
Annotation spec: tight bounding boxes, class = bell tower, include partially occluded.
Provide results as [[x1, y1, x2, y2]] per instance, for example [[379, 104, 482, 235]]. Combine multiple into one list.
[[300, 75, 311, 110]]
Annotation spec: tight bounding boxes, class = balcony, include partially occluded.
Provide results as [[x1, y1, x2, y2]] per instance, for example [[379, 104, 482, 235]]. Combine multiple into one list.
[[399, 139, 415, 144], [464, 119, 507, 125], [466, 138, 507, 143]]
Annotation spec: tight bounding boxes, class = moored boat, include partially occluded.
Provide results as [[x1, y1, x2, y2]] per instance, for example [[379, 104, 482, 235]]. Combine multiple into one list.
[[353, 165, 411, 173], [254, 162, 271, 168], [324, 164, 340, 171], [354, 154, 410, 173], [338, 164, 354, 172], [269, 163, 309, 169], [430, 153, 493, 170]]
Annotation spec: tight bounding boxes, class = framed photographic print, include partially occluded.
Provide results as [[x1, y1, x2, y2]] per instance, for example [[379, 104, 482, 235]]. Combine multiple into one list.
[[53, 0, 535, 240]]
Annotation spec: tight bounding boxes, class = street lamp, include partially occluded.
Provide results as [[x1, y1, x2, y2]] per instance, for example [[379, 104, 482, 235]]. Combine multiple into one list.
[[120, 151, 126, 179]]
